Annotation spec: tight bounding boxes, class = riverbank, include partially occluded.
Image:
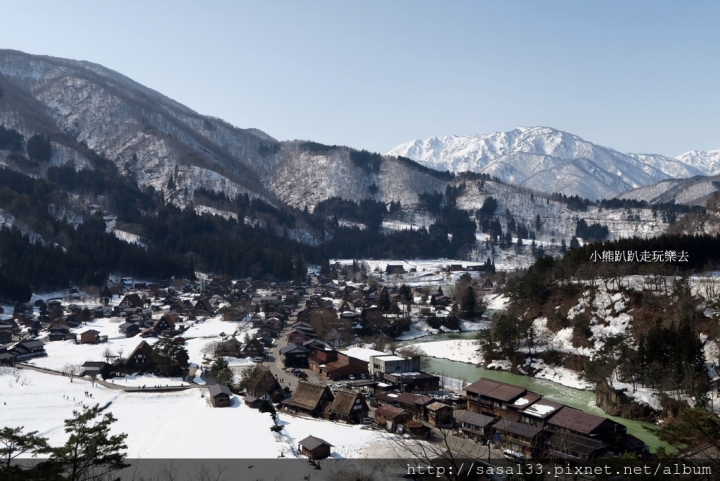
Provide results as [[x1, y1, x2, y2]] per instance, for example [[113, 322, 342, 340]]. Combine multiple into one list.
[[422, 357, 669, 452]]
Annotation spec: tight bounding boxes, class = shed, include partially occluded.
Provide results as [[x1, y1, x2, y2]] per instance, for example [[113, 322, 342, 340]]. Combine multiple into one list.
[[426, 402, 453, 427], [79, 329, 101, 344], [208, 384, 233, 407], [298, 435, 333, 460]]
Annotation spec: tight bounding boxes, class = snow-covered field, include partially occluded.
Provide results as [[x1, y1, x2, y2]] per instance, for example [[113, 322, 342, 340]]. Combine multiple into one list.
[[0, 369, 389, 459]]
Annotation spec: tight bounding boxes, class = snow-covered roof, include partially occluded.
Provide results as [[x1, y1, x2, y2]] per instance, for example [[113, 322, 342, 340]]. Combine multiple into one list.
[[342, 347, 386, 363]]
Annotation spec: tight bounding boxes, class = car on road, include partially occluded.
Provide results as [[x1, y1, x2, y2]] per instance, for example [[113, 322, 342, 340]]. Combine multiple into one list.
[[253, 357, 264, 363]]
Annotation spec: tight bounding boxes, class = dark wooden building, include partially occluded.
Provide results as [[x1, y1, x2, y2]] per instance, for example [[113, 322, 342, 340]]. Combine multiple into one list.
[[298, 435, 333, 460], [283, 381, 334, 418], [208, 384, 232, 407]]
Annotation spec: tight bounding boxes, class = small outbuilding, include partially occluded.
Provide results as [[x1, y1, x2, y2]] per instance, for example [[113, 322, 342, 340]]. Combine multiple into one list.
[[79, 329, 101, 344], [208, 384, 233, 407], [298, 435, 333, 460]]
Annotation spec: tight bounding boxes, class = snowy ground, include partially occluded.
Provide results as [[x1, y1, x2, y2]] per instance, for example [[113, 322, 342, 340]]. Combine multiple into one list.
[[0, 369, 390, 459], [406, 339, 482, 364]]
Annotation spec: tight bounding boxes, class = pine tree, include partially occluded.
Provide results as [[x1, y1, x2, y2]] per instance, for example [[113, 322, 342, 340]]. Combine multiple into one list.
[[0, 426, 49, 469], [50, 404, 129, 481], [461, 285, 476, 317]]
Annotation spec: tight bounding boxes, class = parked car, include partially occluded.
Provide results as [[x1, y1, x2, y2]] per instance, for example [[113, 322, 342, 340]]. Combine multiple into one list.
[[253, 356, 264, 363], [361, 417, 373, 425], [359, 374, 366, 379], [348, 375, 356, 380]]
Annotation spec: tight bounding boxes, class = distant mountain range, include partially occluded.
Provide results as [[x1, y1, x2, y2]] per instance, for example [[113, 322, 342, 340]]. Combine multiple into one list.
[[388, 127, 720, 201], [0, 48, 716, 258]]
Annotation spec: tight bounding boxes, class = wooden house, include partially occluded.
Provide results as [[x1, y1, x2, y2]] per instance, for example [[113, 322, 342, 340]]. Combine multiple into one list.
[[465, 378, 527, 418], [215, 337, 242, 357], [79, 329, 100, 344], [426, 402, 453, 427], [492, 418, 542, 459], [385, 264, 406, 275], [279, 343, 310, 367], [287, 329, 311, 344], [328, 391, 368, 424], [0, 345, 15, 365], [248, 365, 283, 401], [375, 405, 411, 432], [395, 392, 435, 421], [481, 278, 494, 291], [194, 299, 215, 315], [119, 322, 140, 337], [456, 410, 496, 441], [8, 340, 46, 360], [545, 406, 626, 447], [244, 395, 261, 409], [81, 361, 114, 378], [542, 431, 607, 462], [121, 340, 154, 373], [283, 381, 334, 418], [119, 293, 144, 308], [48, 322, 72, 341], [240, 338, 265, 358], [151, 316, 175, 336], [0, 326, 13, 344], [208, 384, 233, 407], [297, 435, 333, 460], [317, 351, 368, 380]]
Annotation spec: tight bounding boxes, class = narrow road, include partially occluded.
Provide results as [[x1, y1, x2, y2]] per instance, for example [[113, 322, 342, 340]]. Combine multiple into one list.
[[17, 362, 198, 393], [263, 293, 314, 390]]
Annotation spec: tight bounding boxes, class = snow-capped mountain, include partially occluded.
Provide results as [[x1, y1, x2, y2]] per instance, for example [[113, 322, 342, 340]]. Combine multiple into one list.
[[675, 150, 720, 176], [388, 127, 719, 200]]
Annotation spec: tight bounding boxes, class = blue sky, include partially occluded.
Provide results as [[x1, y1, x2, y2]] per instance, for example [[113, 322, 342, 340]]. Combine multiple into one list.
[[1, 1, 718, 156]]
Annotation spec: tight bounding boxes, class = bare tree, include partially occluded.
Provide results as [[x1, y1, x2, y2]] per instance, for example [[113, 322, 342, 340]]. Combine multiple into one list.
[[62, 363, 82, 382], [396, 345, 431, 371], [200, 341, 219, 359], [102, 346, 115, 363]]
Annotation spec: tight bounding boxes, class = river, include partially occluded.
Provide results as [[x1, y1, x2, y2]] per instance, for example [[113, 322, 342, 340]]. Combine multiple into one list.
[[396, 332, 669, 452]]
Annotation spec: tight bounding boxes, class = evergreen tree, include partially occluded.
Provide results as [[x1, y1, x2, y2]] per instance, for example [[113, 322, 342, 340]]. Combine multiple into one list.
[[460, 285, 477, 317], [378, 289, 391, 311], [49, 404, 129, 481], [0, 427, 49, 469], [151, 337, 189, 376], [26, 134, 52, 163]]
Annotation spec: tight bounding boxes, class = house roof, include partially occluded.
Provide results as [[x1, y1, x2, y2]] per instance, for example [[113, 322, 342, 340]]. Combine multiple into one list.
[[81, 329, 100, 335], [375, 404, 408, 419], [208, 384, 232, 397], [250, 366, 281, 397], [329, 391, 362, 416], [523, 399, 564, 418], [426, 401, 451, 411], [547, 407, 610, 435], [395, 392, 434, 406], [493, 418, 541, 439], [456, 410, 495, 428], [298, 435, 333, 451], [126, 340, 152, 360], [544, 431, 606, 456], [286, 381, 333, 411], [465, 378, 526, 402], [279, 343, 310, 355], [512, 391, 542, 409]]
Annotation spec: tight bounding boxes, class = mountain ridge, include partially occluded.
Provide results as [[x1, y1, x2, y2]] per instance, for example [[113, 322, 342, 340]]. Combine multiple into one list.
[[388, 127, 719, 200]]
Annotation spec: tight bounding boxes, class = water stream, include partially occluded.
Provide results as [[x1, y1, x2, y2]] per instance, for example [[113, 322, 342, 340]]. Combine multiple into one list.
[[395, 332, 669, 452]]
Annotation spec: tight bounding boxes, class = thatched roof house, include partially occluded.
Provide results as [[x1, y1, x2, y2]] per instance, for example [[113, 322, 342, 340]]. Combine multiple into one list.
[[328, 390, 368, 424], [283, 381, 334, 418]]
